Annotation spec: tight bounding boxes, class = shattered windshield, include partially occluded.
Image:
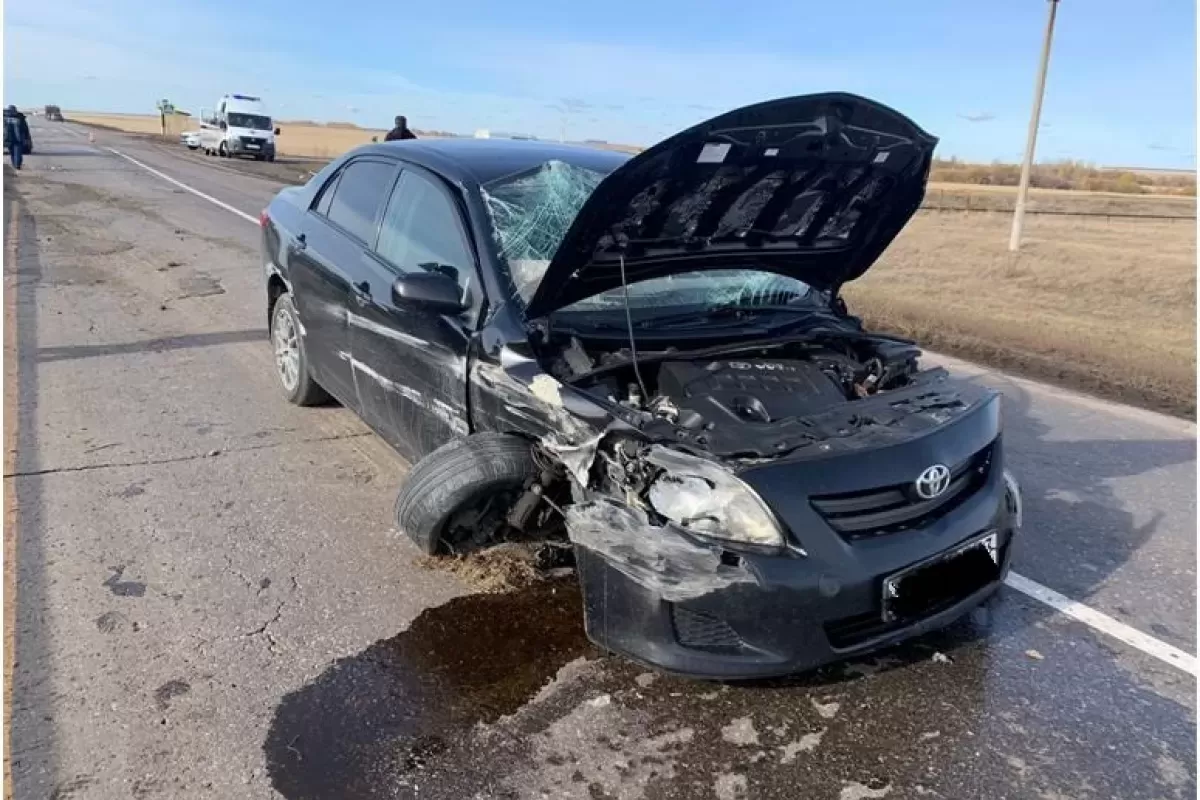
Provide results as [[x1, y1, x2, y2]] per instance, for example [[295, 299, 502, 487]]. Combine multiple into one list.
[[483, 160, 608, 302], [563, 271, 826, 316]]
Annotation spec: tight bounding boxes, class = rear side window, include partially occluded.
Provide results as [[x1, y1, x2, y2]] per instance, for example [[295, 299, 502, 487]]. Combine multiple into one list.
[[376, 171, 474, 294], [313, 172, 341, 216], [325, 161, 396, 244]]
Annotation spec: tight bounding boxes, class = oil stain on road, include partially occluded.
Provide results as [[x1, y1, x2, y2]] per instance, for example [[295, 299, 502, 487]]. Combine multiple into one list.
[[263, 586, 1197, 800], [263, 578, 592, 800]]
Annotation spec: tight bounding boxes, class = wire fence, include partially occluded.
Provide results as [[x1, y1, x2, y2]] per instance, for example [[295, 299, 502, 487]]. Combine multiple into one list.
[[919, 188, 1196, 221], [918, 204, 1195, 221]]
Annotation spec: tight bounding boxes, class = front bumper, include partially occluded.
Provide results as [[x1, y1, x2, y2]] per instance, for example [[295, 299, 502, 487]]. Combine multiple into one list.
[[576, 458, 1021, 680], [229, 138, 274, 157]]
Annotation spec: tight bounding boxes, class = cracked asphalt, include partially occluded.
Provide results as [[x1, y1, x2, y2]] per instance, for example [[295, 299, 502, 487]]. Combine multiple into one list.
[[4, 120, 1196, 800]]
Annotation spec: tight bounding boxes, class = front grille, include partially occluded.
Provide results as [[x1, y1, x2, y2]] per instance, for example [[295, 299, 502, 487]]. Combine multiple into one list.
[[671, 606, 743, 651], [810, 442, 995, 540]]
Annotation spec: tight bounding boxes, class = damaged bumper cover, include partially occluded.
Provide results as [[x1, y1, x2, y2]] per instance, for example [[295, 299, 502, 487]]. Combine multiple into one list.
[[568, 399, 1019, 679]]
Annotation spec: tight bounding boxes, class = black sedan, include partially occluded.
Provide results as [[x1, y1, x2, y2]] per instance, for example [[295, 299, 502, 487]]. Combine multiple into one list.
[[260, 93, 1022, 678]]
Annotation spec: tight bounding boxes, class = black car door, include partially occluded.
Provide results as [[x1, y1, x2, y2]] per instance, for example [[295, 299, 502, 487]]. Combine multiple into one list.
[[290, 158, 397, 408], [348, 166, 478, 462]]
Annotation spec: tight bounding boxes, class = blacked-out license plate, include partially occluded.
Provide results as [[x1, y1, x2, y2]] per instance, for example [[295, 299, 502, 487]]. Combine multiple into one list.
[[882, 532, 1000, 622]]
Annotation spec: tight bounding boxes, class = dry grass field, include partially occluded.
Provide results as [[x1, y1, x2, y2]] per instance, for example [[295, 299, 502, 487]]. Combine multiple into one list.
[[845, 210, 1196, 416], [64, 112, 642, 158], [925, 184, 1195, 216], [64, 111, 1197, 415], [67, 112, 389, 157]]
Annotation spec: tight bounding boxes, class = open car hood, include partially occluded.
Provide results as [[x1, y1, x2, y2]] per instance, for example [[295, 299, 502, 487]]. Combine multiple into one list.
[[524, 93, 937, 318]]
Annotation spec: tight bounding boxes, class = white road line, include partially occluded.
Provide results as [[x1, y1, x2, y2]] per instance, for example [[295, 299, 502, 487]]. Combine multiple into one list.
[[1006, 571, 1196, 675], [107, 141, 1200, 677], [107, 147, 259, 224]]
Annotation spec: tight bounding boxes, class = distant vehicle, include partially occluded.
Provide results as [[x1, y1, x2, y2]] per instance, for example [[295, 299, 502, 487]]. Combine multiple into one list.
[[198, 94, 279, 161], [258, 94, 1023, 679], [181, 131, 201, 150], [44, 105, 63, 122]]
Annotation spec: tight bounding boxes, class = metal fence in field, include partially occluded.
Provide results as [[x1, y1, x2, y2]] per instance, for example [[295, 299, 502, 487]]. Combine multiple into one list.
[[919, 189, 1196, 222]]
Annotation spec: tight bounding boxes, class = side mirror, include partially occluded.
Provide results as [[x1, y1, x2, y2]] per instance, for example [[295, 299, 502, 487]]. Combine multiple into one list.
[[274, 127, 281, 135], [391, 272, 466, 315]]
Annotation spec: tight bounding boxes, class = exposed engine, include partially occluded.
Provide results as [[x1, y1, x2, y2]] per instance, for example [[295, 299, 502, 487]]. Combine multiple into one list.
[[556, 335, 913, 411], [655, 357, 857, 427], [538, 333, 931, 459]]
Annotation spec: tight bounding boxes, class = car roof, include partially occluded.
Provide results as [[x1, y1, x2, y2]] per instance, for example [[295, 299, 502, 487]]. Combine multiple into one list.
[[355, 137, 632, 186]]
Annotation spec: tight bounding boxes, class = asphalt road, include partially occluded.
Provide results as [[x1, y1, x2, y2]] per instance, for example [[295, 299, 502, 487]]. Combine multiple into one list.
[[5, 119, 1196, 800]]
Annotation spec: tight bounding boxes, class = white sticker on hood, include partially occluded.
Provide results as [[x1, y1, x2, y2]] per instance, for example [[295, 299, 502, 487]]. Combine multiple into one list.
[[697, 143, 731, 164], [873, 151, 890, 163]]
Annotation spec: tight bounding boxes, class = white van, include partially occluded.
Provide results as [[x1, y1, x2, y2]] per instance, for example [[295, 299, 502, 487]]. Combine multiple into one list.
[[199, 94, 279, 161]]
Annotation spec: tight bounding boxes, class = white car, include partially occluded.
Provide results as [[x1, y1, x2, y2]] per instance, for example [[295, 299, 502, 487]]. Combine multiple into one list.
[[181, 131, 201, 150]]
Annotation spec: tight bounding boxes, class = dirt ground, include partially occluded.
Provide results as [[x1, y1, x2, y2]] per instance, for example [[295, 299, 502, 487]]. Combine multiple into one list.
[[845, 209, 1197, 417]]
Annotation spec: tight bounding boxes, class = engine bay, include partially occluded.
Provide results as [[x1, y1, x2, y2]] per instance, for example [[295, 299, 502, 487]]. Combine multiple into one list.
[[655, 357, 861, 426], [539, 330, 945, 458]]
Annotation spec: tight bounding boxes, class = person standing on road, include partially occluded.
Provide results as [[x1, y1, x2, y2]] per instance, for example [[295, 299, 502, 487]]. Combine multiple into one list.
[[4, 105, 30, 170], [384, 115, 417, 141]]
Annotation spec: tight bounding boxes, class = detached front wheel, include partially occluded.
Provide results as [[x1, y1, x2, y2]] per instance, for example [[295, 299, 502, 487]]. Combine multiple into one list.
[[270, 294, 329, 406], [395, 433, 538, 554]]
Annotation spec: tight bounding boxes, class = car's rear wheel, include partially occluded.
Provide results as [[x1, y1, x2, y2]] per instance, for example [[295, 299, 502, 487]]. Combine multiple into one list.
[[395, 433, 538, 554], [270, 294, 329, 406]]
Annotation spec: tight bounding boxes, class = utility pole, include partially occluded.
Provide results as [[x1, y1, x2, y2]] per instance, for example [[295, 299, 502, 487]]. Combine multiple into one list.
[[1009, 0, 1060, 252]]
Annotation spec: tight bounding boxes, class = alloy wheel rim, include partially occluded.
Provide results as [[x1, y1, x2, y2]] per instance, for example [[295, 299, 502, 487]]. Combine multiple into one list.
[[273, 308, 300, 392]]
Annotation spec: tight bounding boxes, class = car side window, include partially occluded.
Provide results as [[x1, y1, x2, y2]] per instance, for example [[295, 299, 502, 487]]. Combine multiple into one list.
[[313, 171, 341, 216], [376, 171, 475, 299], [324, 160, 397, 244]]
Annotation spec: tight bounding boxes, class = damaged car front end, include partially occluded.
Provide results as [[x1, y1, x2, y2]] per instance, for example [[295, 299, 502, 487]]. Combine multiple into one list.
[[420, 93, 1023, 677]]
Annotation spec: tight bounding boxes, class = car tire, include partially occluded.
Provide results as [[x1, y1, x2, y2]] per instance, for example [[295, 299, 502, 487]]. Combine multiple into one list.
[[218, 142, 228, 158], [266, 154, 276, 163], [395, 433, 537, 555], [270, 294, 329, 407]]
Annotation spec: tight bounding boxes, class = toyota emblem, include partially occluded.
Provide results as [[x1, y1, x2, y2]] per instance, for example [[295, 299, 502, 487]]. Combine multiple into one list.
[[915, 464, 951, 500]]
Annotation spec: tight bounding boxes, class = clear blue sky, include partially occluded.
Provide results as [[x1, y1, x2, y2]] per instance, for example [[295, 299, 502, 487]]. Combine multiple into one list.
[[5, 0, 1196, 168]]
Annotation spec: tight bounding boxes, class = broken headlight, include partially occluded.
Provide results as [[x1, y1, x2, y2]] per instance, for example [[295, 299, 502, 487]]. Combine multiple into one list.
[[645, 447, 784, 548]]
